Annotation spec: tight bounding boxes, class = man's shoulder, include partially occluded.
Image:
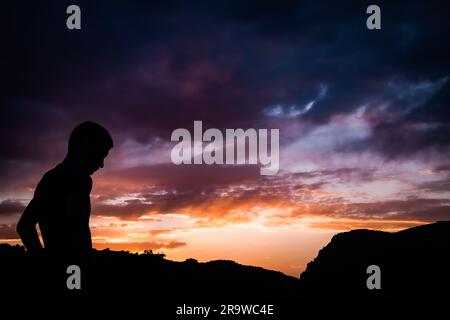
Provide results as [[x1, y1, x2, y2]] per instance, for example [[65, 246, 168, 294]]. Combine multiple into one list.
[[37, 164, 92, 194]]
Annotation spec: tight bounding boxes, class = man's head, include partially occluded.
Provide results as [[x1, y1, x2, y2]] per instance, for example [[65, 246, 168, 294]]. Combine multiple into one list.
[[67, 121, 114, 175]]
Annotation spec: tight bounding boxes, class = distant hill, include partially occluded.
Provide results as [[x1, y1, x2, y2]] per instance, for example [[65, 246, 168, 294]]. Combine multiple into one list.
[[299, 221, 450, 299], [1, 221, 449, 299], [0, 244, 299, 299]]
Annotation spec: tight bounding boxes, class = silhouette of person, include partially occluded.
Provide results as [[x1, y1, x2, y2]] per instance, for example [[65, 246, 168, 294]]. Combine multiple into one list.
[[17, 121, 113, 259]]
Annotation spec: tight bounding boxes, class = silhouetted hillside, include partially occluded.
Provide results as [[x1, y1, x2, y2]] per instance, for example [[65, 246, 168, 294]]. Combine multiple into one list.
[[0, 244, 299, 299], [299, 221, 450, 299], [1, 221, 449, 299]]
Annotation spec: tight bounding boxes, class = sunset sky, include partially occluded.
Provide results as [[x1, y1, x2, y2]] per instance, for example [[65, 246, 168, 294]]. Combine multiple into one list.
[[2, 1, 450, 277]]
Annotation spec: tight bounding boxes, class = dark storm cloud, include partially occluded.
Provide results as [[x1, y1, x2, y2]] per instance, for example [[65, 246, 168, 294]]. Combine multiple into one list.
[[404, 205, 450, 222], [344, 78, 450, 158], [433, 164, 450, 173], [0, 200, 25, 216], [418, 179, 450, 193], [2, 0, 450, 191], [90, 163, 270, 218], [103, 163, 261, 189], [335, 198, 450, 220], [275, 197, 450, 224], [291, 168, 375, 182], [90, 164, 378, 220]]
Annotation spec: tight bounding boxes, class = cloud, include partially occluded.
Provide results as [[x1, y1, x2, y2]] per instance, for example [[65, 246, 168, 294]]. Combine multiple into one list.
[[0, 200, 25, 216], [91, 163, 265, 218], [264, 84, 328, 119], [418, 179, 450, 193], [434, 164, 450, 172], [93, 240, 186, 252], [0, 224, 19, 240], [98, 163, 262, 190], [90, 159, 450, 228], [270, 198, 450, 223], [2, 0, 450, 234]]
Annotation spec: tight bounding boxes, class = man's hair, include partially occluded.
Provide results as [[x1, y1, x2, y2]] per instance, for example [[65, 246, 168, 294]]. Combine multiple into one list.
[[68, 121, 114, 154]]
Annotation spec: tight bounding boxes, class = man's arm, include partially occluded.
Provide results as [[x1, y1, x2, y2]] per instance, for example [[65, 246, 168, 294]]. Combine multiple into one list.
[[16, 199, 43, 253]]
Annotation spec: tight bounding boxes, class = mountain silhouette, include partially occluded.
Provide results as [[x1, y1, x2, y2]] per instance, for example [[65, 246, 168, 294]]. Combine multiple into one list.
[[1, 221, 449, 299], [0, 244, 299, 298], [299, 221, 450, 299]]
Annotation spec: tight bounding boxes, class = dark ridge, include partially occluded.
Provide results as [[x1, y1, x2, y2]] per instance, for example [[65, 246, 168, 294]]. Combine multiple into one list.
[[1, 221, 449, 299], [0, 244, 299, 299], [299, 221, 450, 299]]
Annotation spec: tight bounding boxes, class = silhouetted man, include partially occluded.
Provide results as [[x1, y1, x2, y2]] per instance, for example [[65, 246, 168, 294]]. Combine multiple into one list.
[[17, 121, 113, 259]]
